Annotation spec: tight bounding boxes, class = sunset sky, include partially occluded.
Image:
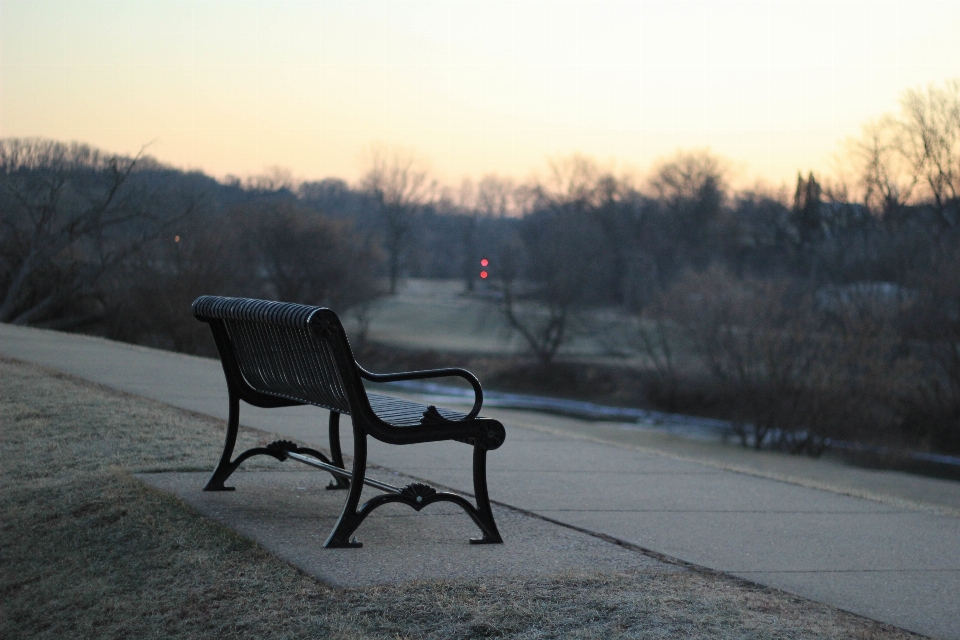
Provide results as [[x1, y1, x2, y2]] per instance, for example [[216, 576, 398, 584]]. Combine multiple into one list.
[[2, 0, 958, 189]]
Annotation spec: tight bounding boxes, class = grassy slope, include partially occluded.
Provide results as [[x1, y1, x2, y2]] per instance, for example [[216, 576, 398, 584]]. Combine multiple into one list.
[[0, 357, 917, 639]]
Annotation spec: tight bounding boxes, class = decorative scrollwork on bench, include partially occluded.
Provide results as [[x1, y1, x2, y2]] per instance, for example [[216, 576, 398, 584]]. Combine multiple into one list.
[[399, 482, 438, 503], [420, 405, 448, 426], [265, 440, 299, 459]]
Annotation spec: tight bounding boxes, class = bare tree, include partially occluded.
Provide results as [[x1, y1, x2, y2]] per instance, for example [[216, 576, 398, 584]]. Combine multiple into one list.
[[649, 150, 727, 209], [103, 214, 244, 355], [898, 79, 960, 227], [840, 80, 959, 226], [844, 117, 918, 217], [243, 165, 298, 193], [241, 200, 383, 310], [451, 175, 516, 292], [477, 174, 516, 218], [647, 149, 728, 273], [629, 312, 681, 408], [496, 232, 584, 367], [359, 145, 434, 293], [0, 138, 197, 326], [538, 153, 606, 212], [491, 157, 605, 365], [648, 267, 907, 454], [444, 178, 480, 292], [496, 198, 603, 366], [495, 156, 641, 364]]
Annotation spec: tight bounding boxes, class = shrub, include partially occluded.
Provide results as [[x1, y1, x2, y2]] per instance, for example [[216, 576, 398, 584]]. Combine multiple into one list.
[[645, 268, 912, 455]]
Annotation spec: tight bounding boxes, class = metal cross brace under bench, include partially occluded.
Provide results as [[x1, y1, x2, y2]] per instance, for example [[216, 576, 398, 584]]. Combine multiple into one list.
[[285, 450, 411, 497], [271, 441, 498, 546]]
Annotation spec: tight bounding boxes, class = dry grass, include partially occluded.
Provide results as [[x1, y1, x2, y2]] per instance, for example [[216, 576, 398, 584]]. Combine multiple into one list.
[[0, 357, 920, 639]]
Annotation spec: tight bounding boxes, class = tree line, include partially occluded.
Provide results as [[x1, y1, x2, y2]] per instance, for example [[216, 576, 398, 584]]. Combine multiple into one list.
[[2, 80, 958, 457]]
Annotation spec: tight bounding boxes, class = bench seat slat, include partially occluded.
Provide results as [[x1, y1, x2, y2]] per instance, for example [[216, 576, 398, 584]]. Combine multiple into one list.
[[368, 393, 467, 426]]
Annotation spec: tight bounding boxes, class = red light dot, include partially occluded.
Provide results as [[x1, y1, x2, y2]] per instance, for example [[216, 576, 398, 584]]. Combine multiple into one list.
[[480, 271, 488, 279], [480, 258, 489, 267]]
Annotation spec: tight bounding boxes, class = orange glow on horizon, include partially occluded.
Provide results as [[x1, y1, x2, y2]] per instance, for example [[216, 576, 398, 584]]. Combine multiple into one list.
[[2, 2, 958, 188]]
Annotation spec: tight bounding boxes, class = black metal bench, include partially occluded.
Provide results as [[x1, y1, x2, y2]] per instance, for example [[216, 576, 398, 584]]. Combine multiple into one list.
[[193, 295, 505, 548]]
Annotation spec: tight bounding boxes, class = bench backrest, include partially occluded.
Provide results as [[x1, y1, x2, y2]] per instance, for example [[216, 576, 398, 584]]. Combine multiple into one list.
[[193, 296, 356, 414]]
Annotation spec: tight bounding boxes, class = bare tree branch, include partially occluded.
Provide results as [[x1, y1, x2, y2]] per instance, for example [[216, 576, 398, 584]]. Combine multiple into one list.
[[359, 144, 435, 294], [0, 138, 199, 325]]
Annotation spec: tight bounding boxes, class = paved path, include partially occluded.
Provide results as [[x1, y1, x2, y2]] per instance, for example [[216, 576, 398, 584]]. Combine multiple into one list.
[[3, 323, 959, 639], [136, 470, 674, 589]]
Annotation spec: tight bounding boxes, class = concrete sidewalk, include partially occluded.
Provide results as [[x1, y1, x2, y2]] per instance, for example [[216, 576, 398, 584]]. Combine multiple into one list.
[[3, 323, 959, 639], [135, 470, 676, 588]]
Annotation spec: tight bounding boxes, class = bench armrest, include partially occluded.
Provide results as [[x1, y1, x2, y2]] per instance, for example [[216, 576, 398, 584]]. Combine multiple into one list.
[[357, 365, 483, 420]]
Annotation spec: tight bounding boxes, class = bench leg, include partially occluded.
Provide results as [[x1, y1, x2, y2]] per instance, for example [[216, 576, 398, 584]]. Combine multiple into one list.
[[322, 436, 504, 547], [204, 390, 241, 491], [325, 412, 350, 491], [204, 390, 343, 491], [469, 445, 503, 544], [323, 423, 368, 548]]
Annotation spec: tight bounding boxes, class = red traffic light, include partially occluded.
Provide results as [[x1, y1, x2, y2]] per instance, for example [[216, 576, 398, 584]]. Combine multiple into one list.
[[480, 258, 489, 267], [480, 271, 488, 279]]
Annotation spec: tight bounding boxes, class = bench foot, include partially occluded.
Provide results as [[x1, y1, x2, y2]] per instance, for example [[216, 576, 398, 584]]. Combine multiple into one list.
[[203, 478, 237, 492], [324, 535, 363, 549]]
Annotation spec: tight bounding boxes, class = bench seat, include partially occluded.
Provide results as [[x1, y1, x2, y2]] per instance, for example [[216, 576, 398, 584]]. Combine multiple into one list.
[[367, 393, 466, 425]]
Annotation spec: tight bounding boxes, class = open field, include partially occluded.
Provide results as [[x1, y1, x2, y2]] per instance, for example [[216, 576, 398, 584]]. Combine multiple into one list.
[[0, 356, 921, 639], [349, 278, 671, 412], [353, 278, 640, 361]]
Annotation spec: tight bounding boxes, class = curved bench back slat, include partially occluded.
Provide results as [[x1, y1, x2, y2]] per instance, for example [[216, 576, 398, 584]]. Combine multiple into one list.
[[193, 296, 353, 414], [224, 320, 351, 413]]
